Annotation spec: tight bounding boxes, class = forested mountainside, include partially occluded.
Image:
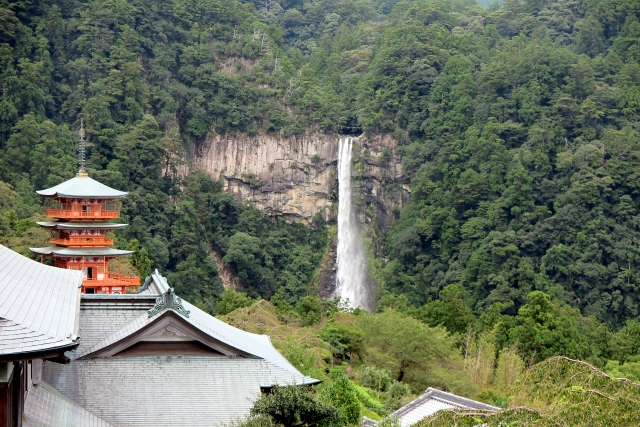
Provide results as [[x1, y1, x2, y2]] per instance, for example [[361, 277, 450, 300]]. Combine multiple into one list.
[[2, 0, 640, 421], [3, 0, 640, 394]]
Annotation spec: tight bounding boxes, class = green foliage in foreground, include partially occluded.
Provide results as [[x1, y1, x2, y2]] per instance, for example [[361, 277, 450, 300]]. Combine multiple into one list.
[[418, 357, 640, 427], [251, 385, 344, 427], [221, 298, 640, 426], [232, 354, 640, 427]]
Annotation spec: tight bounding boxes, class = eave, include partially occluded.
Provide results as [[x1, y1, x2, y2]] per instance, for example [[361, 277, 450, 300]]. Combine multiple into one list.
[[0, 341, 79, 363]]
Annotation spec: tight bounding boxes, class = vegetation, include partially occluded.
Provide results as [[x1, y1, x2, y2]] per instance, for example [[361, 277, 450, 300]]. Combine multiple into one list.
[[419, 356, 640, 427], [224, 298, 640, 426], [2, 0, 640, 424]]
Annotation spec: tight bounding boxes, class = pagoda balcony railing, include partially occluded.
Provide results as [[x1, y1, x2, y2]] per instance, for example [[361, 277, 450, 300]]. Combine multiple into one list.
[[45, 207, 121, 219], [83, 273, 140, 287], [50, 237, 114, 247]]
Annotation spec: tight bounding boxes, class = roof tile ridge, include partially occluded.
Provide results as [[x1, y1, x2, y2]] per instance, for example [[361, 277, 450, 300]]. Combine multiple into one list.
[[181, 301, 247, 349], [426, 388, 500, 411], [388, 390, 433, 419]]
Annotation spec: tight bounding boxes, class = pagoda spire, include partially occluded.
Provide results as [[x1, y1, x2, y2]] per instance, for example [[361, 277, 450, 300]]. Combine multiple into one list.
[[77, 119, 88, 177]]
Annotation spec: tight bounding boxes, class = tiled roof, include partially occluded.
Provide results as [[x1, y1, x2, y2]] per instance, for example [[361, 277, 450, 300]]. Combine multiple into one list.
[[29, 247, 134, 256], [74, 296, 155, 355], [138, 269, 169, 295], [138, 270, 312, 378], [23, 382, 114, 427], [388, 388, 500, 427], [37, 222, 128, 230], [41, 289, 320, 427], [36, 176, 128, 198], [0, 245, 83, 357], [44, 357, 310, 427], [75, 294, 316, 382]]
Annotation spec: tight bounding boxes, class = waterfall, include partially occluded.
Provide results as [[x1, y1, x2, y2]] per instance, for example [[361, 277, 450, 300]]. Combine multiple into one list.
[[335, 137, 368, 309]]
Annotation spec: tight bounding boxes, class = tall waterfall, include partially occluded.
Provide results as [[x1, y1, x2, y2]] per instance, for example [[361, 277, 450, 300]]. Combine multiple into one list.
[[335, 137, 368, 309]]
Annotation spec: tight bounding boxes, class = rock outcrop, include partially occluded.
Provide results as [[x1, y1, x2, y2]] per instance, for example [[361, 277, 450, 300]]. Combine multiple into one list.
[[190, 132, 409, 226], [188, 132, 410, 299]]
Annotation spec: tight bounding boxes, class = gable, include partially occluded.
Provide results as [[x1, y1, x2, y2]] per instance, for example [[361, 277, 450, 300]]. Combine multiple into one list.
[[113, 341, 224, 357], [77, 286, 320, 384], [77, 311, 253, 360]]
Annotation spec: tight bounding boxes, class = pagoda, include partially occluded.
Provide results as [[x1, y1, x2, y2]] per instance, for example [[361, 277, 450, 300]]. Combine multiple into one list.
[[30, 121, 139, 294]]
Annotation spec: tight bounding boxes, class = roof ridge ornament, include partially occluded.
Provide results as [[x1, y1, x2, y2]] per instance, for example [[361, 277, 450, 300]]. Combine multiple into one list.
[[148, 287, 190, 318], [77, 119, 88, 177], [139, 275, 152, 293]]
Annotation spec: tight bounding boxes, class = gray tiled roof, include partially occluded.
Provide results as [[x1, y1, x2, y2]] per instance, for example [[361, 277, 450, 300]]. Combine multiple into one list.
[[75, 297, 155, 355], [44, 357, 310, 427], [388, 388, 500, 427], [37, 222, 128, 230], [75, 294, 316, 382], [36, 176, 128, 198], [41, 289, 320, 427], [0, 245, 83, 357], [23, 382, 114, 427], [139, 270, 312, 378], [29, 247, 134, 256]]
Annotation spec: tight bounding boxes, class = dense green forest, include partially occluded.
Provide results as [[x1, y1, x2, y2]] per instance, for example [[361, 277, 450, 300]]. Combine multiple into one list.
[[2, 0, 640, 423]]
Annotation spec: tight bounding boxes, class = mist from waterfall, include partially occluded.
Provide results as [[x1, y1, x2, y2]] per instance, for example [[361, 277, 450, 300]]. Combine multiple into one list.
[[335, 137, 368, 309]]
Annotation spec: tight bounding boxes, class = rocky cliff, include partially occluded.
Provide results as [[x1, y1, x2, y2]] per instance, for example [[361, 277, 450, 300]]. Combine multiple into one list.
[[189, 132, 410, 297], [190, 132, 409, 226]]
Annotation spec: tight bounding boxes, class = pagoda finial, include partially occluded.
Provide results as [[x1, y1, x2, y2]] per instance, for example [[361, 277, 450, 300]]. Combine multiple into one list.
[[77, 119, 88, 177]]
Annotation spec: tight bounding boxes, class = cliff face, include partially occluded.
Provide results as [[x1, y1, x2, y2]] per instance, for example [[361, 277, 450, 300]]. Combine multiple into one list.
[[190, 132, 409, 226], [190, 132, 410, 297]]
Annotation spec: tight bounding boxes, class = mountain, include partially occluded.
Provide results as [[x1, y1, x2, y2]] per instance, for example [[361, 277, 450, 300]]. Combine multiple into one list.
[[1, 0, 640, 343]]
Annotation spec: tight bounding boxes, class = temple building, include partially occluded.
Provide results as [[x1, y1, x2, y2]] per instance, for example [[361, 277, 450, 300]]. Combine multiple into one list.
[[0, 244, 85, 427], [0, 245, 318, 426], [363, 388, 500, 427], [29, 125, 138, 294]]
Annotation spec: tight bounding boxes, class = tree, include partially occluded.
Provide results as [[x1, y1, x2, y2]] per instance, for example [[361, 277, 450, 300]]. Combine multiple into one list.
[[576, 16, 605, 57], [251, 386, 344, 427], [359, 309, 472, 393], [217, 288, 255, 315], [223, 232, 273, 298], [415, 284, 474, 335], [319, 375, 361, 425], [127, 238, 152, 277], [115, 114, 164, 187]]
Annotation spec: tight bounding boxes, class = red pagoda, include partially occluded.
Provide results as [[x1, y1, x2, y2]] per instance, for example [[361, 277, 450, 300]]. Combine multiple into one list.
[[30, 122, 139, 294]]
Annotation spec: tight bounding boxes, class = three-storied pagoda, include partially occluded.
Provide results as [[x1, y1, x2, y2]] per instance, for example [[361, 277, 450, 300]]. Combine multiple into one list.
[[30, 122, 139, 294]]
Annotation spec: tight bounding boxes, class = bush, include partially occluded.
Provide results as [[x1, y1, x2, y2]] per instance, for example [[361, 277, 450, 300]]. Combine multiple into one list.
[[296, 296, 323, 326], [217, 289, 255, 315], [311, 154, 323, 164], [251, 385, 344, 427], [385, 381, 410, 410], [319, 375, 361, 425], [359, 366, 392, 394]]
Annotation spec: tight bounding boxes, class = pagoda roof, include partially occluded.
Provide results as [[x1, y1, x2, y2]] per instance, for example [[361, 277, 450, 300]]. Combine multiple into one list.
[[37, 222, 128, 230], [29, 247, 134, 257], [37, 176, 128, 199], [0, 244, 84, 359]]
